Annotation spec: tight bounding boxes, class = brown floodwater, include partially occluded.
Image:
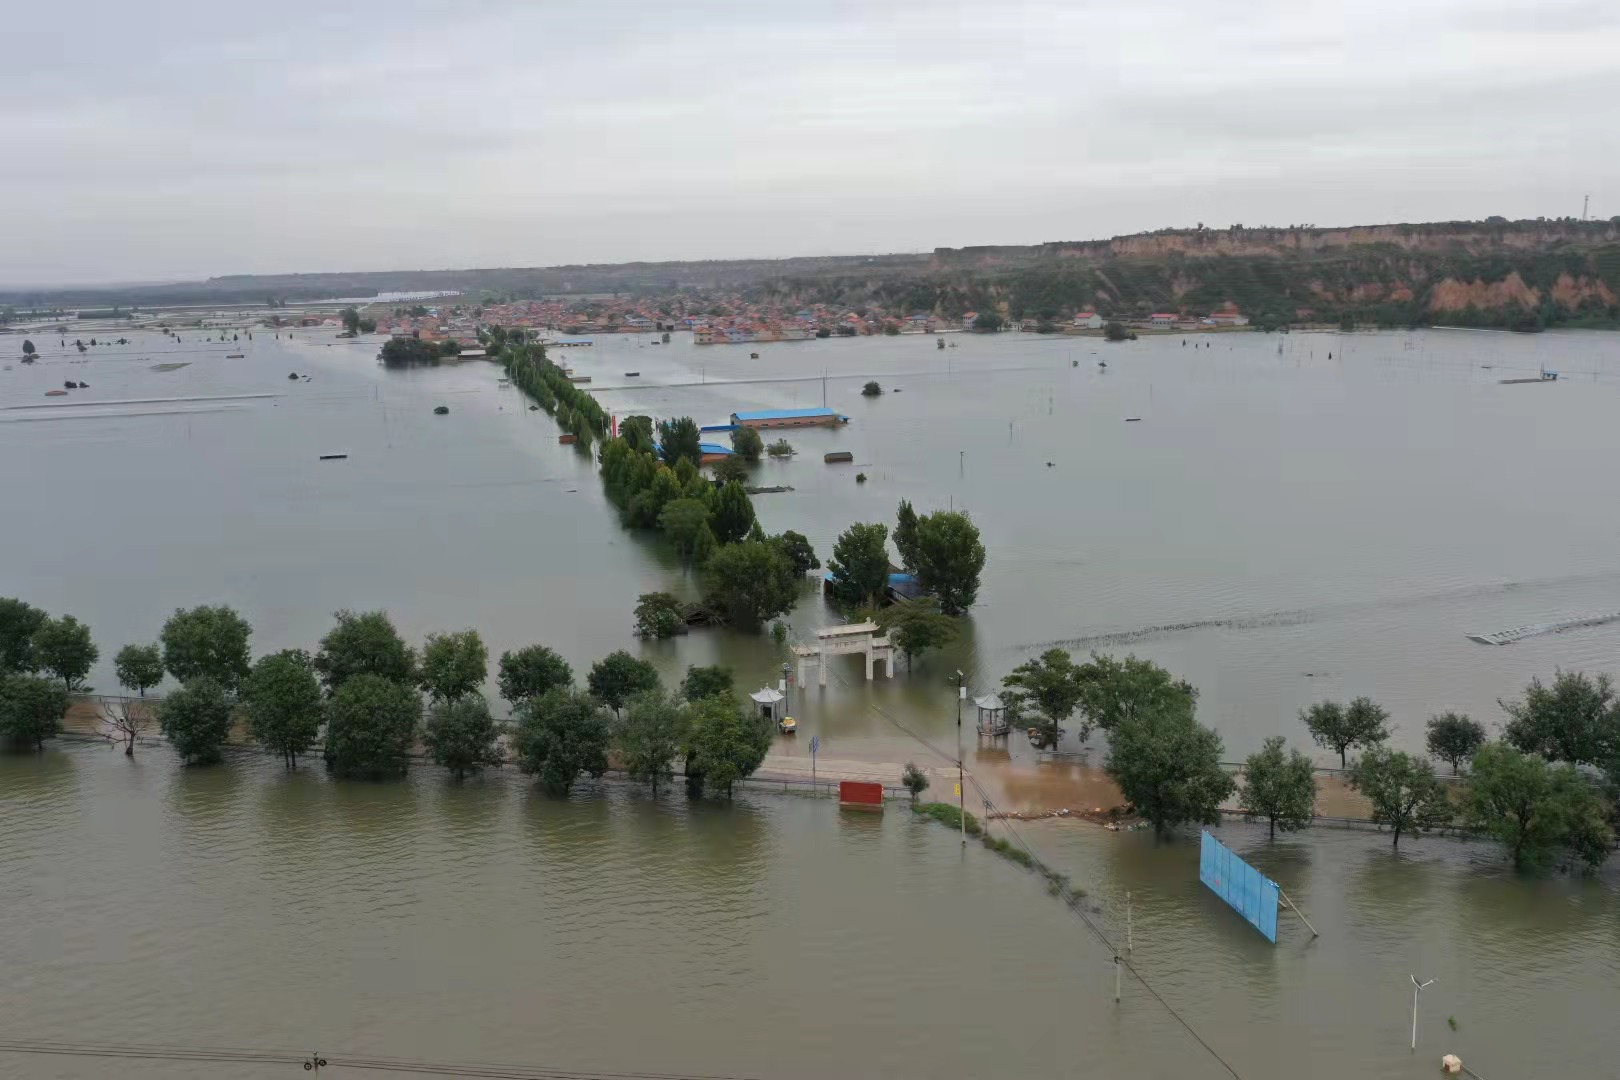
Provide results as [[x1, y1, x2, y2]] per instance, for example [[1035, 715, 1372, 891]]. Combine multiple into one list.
[[3, 325, 1619, 1076], [2, 742, 1612, 1079]]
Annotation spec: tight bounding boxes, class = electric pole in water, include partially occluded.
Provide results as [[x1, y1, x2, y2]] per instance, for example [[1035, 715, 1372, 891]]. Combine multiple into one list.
[[955, 670, 966, 845]]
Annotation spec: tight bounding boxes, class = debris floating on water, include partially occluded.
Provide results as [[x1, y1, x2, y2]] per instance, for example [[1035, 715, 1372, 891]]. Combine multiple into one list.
[[318, 453, 348, 461], [1467, 611, 1620, 645]]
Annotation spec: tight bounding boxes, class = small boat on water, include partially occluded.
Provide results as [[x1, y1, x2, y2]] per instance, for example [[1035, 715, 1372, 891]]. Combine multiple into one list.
[[226, 353, 244, 358], [623, 371, 640, 377], [433, 405, 449, 415], [45, 389, 68, 397], [319, 453, 348, 460]]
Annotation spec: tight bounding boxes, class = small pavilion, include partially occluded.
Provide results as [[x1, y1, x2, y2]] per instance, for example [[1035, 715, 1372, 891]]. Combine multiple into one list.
[[748, 686, 785, 724], [974, 693, 1010, 737]]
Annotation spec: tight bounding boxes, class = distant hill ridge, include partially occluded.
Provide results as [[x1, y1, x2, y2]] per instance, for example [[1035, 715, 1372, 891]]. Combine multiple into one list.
[[5, 218, 1618, 330]]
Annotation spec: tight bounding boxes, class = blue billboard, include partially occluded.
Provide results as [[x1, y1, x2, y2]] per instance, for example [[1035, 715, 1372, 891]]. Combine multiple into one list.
[[1199, 831, 1279, 943]]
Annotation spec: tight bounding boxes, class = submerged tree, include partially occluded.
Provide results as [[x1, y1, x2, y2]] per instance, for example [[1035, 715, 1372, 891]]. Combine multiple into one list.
[[902, 762, 931, 803], [419, 629, 488, 703], [1074, 653, 1198, 735], [1240, 737, 1317, 840], [1465, 742, 1612, 872], [97, 698, 153, 757], [1002, 648, 1087, 748], [314, 609, 417, 693], [1302, 696, 1392, 768], [730, 425, 764, 462], [1425, 712, 1487, 774], [114, 643, 165, 697], [712, 455, 750, 486], [31, 614, 97, 692], [0, 597, 47, 674], [515, 687, 610, 795], [876, 598, 958, 670], [159, 677, 234, 766], [1105, 704, 1234, 837], [497, 644, 573, 707], [680, 664, 734, 703], [423, 695, 503, 780], [1347, 747, 1453, 850], [243, 649, 324, 769], [161, 605, 253, 693], [656, 416, 703, 467], [0, 673, 68, 752], [634, 593, 685, 639], [910, 511, 985, 616], [322, 673, 423, 779], [684, 691, 771, 799], [702, 540, 800, 630], [770, 530, 820, 577], [1500, 670, 1617, 769], [710, 480, 756, 545], [658, 499, 715, 564], [893, 500, 920, 572], [586, 651, 661, 716], [616, 690, 687, 795], [826, 522, 890, 610]]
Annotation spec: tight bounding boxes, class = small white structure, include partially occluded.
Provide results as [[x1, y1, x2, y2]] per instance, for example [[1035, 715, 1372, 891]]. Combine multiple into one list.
[[1073, 312, 1103, 329], [1441, 1055, 1462, 1074], [974, 693, 1009, 737], [793, 622, 894, 686], [749, 686, 785, 724]]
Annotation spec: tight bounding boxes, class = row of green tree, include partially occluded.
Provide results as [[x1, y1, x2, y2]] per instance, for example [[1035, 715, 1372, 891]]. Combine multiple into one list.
[[995, 648, 1616, 873], [597, 418, 822, 630], [0, 598, 101, 749], [500, 341, 608, 445], [0, 598, 775, 799]]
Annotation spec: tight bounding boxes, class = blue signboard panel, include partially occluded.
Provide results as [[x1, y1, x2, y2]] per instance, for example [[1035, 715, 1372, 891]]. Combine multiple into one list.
[[1199, 831, 1279, 943]]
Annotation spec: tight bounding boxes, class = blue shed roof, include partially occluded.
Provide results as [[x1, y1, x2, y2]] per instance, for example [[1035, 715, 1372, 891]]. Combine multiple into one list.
[[699, 442, 733, 456], [730, 407, 842, 421]]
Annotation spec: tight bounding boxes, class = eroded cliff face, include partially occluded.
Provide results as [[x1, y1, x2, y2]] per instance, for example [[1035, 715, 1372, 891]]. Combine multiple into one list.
[[934, 220, 1620, 268], [915, 220, 1620, 324]]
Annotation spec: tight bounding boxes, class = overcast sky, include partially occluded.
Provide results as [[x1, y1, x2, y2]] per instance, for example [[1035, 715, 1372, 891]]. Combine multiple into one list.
[[5, 0, 1618, 285]]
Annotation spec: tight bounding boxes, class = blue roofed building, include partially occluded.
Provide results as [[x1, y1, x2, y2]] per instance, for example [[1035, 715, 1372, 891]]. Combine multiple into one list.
[[729, 407, 849, 430]]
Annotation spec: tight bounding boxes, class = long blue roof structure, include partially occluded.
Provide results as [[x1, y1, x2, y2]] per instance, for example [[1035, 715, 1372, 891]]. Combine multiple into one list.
[[730, 407, 844, 421]]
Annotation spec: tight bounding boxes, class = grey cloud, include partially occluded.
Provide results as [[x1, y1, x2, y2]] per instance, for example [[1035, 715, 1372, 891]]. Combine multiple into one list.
[[4, 0, 1618, 284]]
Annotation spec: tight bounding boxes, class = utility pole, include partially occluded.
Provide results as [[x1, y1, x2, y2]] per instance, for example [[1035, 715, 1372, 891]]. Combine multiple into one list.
[[1583, 193, 1590, 221], [1126, 891, 1133, 954], [1410, 975, 1436, 1051], [1114, 954, 1122, 1003], [955, 670, 966, 846]]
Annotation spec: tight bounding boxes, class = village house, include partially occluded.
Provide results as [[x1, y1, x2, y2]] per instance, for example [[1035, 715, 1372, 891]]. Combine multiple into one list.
[[1073, 312, 1102, 329], [1148, 313, 1178, 329]]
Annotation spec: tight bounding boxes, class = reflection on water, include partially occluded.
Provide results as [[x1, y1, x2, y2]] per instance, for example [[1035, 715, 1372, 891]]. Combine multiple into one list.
[[2, 743, 1614, 1079]]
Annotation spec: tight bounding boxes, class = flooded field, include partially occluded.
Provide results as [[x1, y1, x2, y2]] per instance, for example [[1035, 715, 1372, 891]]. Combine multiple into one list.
[[2, 741, 1613, 1079], [2, 323, 1618, 1076]]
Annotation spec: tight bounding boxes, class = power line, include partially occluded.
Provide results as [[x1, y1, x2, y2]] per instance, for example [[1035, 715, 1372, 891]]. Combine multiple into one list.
[[866, 698, 1246, 1080]]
